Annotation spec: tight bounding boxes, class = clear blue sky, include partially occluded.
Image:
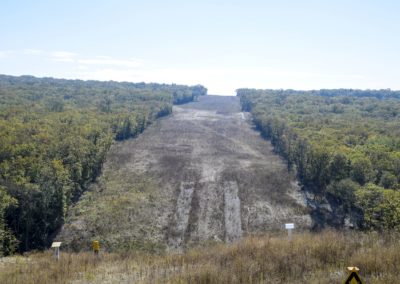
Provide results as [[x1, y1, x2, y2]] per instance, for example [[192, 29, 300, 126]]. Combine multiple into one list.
[[1, 0, 399, 95]]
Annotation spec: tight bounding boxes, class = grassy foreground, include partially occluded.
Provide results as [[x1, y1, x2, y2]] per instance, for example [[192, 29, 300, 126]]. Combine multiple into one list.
[[1, 230, 399, 283]]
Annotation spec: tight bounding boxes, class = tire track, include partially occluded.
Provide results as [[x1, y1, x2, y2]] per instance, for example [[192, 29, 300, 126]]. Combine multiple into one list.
[[223, 181, 242, 242], [169, 181, 195, 249]]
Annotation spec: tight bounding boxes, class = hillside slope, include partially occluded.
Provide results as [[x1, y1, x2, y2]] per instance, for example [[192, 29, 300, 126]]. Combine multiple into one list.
[[59, 95, 311, 251]]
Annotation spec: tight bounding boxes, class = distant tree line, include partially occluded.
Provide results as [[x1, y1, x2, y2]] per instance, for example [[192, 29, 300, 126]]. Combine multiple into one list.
[[0, 75, 206, 255], [237, 88, 400, 231]]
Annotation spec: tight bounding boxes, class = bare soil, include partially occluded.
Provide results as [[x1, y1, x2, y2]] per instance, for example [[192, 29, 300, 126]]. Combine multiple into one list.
[[59, 95, 311, 251]]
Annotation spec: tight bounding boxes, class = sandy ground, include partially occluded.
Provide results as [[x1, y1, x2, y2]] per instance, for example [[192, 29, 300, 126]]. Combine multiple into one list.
[[59, 95, 311, 251]]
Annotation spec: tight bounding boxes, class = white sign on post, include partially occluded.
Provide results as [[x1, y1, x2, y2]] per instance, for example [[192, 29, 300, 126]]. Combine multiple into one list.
[[51, 242, 62, 248], [51, 241, 62, 260], [285, 223, 294, 242], [285, 223, 294, 229]]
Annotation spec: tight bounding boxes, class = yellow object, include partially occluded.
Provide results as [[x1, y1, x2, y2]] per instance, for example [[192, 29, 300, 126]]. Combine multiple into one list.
[[344, 266, 364, 284], [92, 241, 100, 251]]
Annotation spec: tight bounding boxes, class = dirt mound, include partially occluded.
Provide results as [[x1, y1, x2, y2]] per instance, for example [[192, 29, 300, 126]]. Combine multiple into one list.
[[58, 95, 311, 251]]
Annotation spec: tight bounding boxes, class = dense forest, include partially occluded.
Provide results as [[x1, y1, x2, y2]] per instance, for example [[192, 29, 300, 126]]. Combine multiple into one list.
[[0, 75, 207, 255], [238, 88, 400, 231]]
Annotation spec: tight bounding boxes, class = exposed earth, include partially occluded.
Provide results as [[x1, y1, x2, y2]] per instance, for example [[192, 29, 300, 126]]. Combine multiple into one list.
[[59, 95, 311, 251]]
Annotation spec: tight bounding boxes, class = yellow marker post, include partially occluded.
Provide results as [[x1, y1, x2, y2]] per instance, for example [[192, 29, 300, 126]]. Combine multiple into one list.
[[92, 240, 100, 256], [344, 267, 364, 284]]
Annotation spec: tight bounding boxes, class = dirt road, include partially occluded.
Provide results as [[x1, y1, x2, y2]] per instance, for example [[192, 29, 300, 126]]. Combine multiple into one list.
[[59, 95, 311, 251]]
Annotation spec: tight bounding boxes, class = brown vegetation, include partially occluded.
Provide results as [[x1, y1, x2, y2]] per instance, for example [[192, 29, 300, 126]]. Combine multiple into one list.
[[1, 230, 399, 283]]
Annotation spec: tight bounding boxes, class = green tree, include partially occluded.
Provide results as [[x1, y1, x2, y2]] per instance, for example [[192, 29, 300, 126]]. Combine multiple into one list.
[[356, 184, 400, 230], [351, 157, 373, 185], [327, 179, 359, 212], [330, 153, 350, 181], [380, 171, 397, 189], [0, 185, 18, 256], [305, 148, 331, 197]]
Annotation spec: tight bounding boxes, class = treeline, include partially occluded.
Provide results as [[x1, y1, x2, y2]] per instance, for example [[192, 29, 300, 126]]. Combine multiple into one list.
[[238, 88, 400, 231], [239, 88, 400, 100], [0, 75, 206, 255]]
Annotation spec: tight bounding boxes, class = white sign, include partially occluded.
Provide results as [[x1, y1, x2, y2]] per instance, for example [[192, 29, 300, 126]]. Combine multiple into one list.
[[51, 242, 62, 248], [285, 223, 294, 229]]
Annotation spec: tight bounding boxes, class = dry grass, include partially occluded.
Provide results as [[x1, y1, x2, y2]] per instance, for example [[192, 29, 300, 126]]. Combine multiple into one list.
[[1, 230, 399, 283]]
